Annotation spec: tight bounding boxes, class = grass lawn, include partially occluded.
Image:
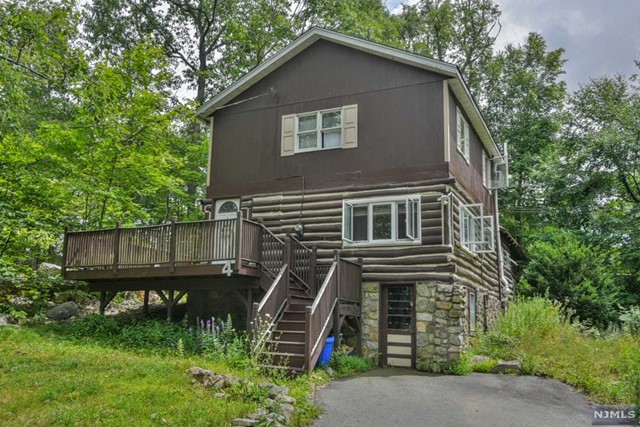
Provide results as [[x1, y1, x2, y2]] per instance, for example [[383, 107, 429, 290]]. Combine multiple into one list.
[[0, 325, 320, 426]]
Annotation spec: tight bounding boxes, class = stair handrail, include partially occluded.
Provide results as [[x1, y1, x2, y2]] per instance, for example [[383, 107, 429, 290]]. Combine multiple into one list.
[[288, 234, 317, 295], [305, 261, 338, 370], [251, 264, 289, 353], [256, 222, 285, 277]]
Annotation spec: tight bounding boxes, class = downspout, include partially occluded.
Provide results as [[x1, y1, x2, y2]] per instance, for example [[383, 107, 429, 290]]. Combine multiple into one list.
[[493, 189, 504, 310]]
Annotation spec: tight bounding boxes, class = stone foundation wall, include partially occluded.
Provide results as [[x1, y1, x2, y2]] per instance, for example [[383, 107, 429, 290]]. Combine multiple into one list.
[[415, 282, 466, 372], [477, 291, 501, 332], [361, 282, 380, 363]]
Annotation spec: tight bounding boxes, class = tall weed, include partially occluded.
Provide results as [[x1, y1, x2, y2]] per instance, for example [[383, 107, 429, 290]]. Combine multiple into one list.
[[472, 297, 640, 405]]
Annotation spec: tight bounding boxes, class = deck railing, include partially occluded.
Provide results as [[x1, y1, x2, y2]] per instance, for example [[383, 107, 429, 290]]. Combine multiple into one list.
[[303, 255, 363, 371], [305, 262, 338, 370], [64, 216, 262, 275], [338, 258, 363, 303], [251, 264, 289, 352], [288, 236, 316, 295], [259, 227, 285, 277]]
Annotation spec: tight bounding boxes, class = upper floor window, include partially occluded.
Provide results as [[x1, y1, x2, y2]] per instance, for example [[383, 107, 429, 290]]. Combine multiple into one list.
[[482, 151, 492, 188], [297, 110, 342, 151], [281, 105, 358, 156], [342, 195, 420, 246], [456, 107, 470, 162], [460, 203, 494, 253]]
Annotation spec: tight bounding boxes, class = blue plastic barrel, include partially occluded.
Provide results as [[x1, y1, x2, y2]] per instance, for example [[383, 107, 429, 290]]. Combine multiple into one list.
[[317, 335, 335, 367]]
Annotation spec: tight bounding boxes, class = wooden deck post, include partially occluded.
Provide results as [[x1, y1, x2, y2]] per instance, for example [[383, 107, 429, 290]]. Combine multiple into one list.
[[282, 236, 291, 266], [143, 290, 150, 314], [113, 222, 121, 276], [62, 226, 70, 276], [234, 211, 242, 273], [305, 306, 312, 371], [334, 252, 341, 349], [169, 217, 177, 274], [167, 290, 175, 320]]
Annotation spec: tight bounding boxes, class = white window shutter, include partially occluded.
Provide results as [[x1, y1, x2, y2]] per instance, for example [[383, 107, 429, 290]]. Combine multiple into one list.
[[281, 114, 296, 157], [342, 104, 358, 149]]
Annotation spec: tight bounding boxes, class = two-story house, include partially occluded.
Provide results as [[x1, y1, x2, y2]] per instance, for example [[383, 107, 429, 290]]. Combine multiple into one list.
[[63, 28, 514, 372]]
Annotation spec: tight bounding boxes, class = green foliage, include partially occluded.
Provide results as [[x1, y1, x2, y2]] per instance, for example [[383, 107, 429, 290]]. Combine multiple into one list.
[[518, 227, 621, 328], [473, 297, 640, 404], [620, 306, 640, 334], [0, 260, 87, 316], [196, 315, 250, 369], [328, 349, 373, 377], [447, 353, 472, 375]]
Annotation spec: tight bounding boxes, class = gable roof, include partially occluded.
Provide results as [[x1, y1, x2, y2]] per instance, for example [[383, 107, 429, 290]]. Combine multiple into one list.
[[196, 27, 500, 157]]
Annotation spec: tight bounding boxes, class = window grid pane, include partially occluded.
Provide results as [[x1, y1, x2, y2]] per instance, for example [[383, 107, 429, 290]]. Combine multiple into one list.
[[372, 204, 392, 240]]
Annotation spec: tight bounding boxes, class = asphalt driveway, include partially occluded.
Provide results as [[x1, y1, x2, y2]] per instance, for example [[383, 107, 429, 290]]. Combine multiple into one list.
[[312, 369, 593, 427]]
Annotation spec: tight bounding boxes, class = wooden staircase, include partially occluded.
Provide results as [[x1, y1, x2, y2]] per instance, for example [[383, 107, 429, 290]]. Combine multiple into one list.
[[252, 237, 363, 373], [263, 282, 314, 372]]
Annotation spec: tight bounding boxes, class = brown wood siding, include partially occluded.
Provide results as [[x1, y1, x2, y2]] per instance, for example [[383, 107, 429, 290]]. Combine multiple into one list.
[[447, 90, 494, 211], [209, 40, 448, 199], [243, 182, 455, 284], [448, 183, 501, 298]]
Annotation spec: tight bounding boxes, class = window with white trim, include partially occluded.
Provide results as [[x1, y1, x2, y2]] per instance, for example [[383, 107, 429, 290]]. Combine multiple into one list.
[[342, 195, 420, 246], [482, 151, 492, 188], [460, 203, 494, 253], [280, 105, 358, 156], [456, 107, 470, 161]]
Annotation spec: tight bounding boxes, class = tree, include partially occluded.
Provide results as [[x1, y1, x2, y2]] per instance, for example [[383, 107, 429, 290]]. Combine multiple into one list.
[[518, 227, 621, 328], [548, 71, 640, 306], [481, 33, 567, 238], [0, 0, 84, 268], [399, 0, 501, 96]]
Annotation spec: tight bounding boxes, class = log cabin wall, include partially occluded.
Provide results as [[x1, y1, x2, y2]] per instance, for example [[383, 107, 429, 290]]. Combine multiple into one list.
[[242, 180, 454, 285]]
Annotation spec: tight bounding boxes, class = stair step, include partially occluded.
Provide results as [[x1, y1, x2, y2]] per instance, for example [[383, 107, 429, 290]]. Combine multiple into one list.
[[289, 297, 314, 305], [288, 303, 310, 312], [280, 311, 305, 321], [258, 364, 305, 373], [273, 330, 305, 342], [264, 352, 305, 368], [267, 340, 304, 353], [276, 320, 306, 331]]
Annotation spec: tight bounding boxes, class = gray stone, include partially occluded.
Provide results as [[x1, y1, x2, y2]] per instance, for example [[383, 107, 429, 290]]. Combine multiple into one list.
[[0, 314, 17, 326], [470, 355, 490, 364], [325, 367, 336, 377], [38, 262, 61, 276], [276, 394, 296, 405], [45, 301, 78, 320], [232, 418, 258, 426], [491, 359, 522, 374]]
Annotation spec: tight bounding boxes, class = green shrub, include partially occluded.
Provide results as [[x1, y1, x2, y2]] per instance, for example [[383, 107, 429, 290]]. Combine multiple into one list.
[[620, 306, 640, 334], [447, 353, 472, 375], [328, 350, 372, 377]]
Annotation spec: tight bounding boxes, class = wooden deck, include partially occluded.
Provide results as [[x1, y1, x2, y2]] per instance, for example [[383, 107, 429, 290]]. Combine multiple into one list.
[[62, 214, 284, 284]]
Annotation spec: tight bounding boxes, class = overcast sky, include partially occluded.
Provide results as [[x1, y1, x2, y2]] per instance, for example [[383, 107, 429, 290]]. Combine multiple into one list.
[[386, 0, 640, 92]]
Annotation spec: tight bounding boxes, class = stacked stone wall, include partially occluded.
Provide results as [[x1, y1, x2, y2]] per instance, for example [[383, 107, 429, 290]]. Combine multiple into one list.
[[415, 282, 466, 371]]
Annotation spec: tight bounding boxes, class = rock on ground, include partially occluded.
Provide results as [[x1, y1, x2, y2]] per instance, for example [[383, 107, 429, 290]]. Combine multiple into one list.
[[0, 314, 17, 326], [46, 301, 79, 321]]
